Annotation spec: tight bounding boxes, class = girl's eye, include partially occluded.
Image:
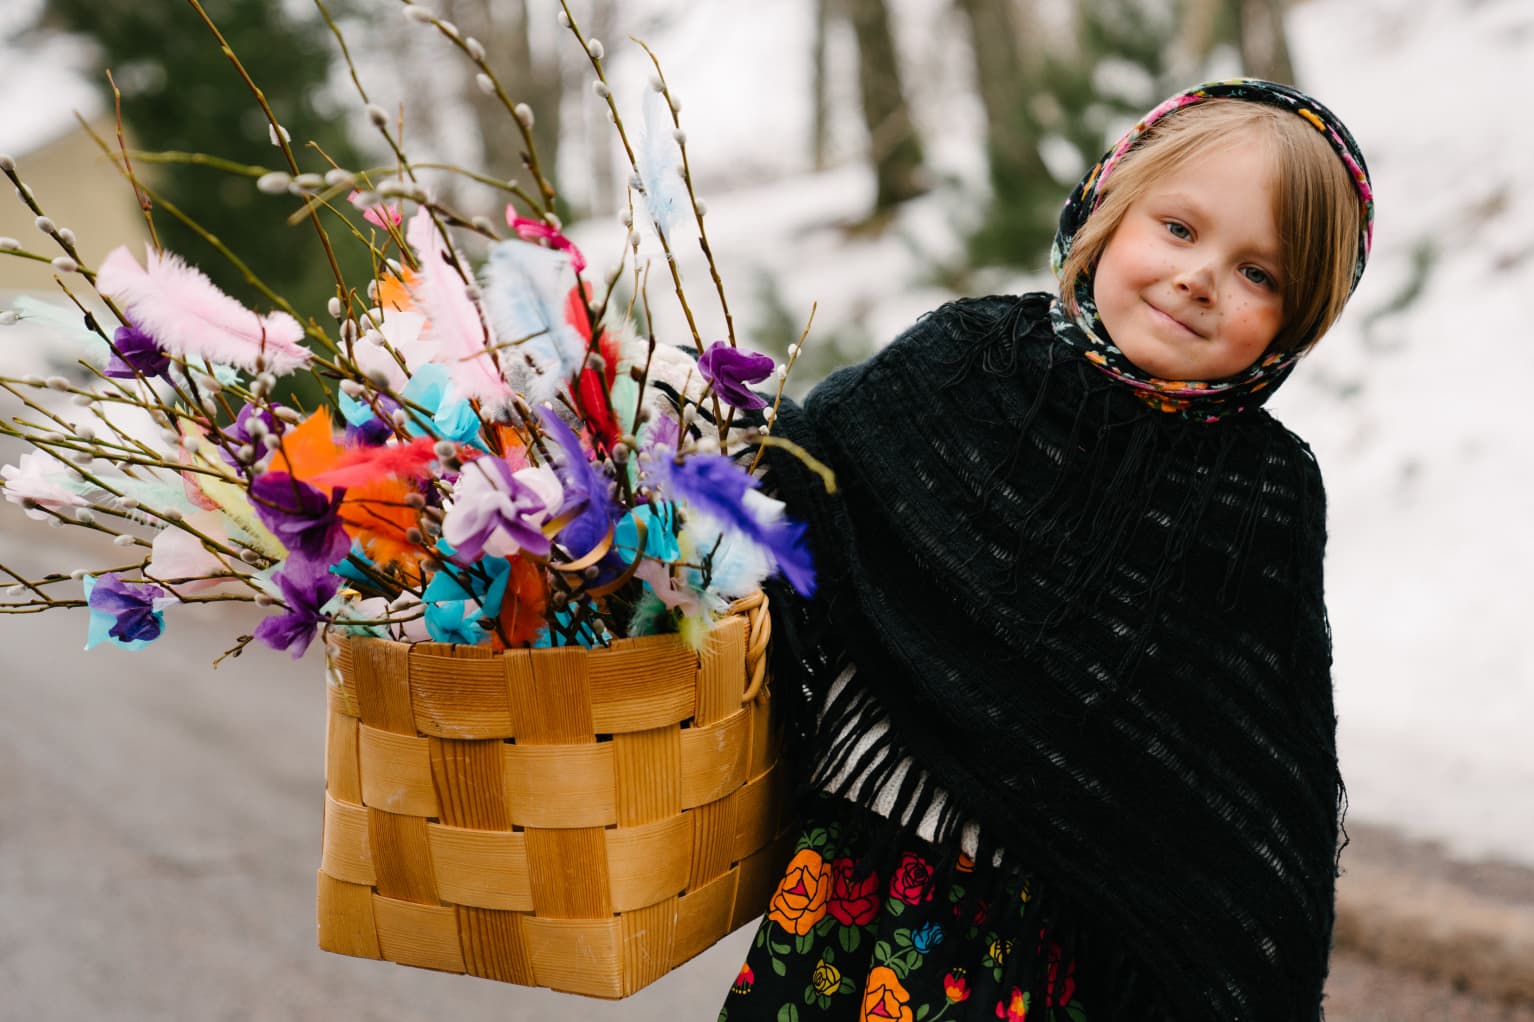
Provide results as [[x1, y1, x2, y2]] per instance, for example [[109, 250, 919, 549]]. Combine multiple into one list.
[[1164, 221, 1192, 240], [1242, 266, 1276, 289]]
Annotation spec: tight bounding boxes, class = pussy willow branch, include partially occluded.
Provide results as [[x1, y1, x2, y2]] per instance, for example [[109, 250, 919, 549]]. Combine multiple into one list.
[[749, 302, 818, 476], [104, 71, 161, 252], [558, 0, 705, 354], [392, 0, 557, 215], [184, 0, 350, 308], [635, 40, 735, 350]]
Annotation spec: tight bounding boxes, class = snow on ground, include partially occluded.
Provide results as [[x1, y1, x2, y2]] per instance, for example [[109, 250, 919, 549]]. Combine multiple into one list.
[[1, 0, 1529, 864]]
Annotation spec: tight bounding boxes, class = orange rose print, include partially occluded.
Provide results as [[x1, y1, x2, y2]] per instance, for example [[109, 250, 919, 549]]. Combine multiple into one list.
[[860, 966, 913, 1022], [766, 848, 832, 936]]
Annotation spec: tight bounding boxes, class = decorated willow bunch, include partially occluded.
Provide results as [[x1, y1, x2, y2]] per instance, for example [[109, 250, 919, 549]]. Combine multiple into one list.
[[0, 0, 824, 662]]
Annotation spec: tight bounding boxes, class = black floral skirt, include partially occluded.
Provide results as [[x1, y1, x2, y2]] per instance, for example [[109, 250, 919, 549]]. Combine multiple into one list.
[[718, 795, 1086, 1022]]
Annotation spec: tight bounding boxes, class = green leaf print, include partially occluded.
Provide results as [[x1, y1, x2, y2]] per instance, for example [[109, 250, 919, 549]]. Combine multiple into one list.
[[806, 827, 830, 850], [820, 945, 836, 964], [776, 1004, 799, 1022], [872, 939, 893, 966], [916, 1006, 932, 1022], [772, 957, 787, 978], [794, 932, 815, 956], [838, 976, 856, 995], [771, 938, 791, 956], [893, 927, 913, 948], [838, 924, 861, 954], [816, 994, 833, 1010], [1066, 1002, 1089, 1021], [802, 987, 815, 1006], [814, 915, 836, 939], [887, 898, 905, 918]]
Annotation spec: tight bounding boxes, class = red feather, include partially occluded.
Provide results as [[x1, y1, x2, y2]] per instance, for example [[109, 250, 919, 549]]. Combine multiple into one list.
[[309, 436, 439, 490]]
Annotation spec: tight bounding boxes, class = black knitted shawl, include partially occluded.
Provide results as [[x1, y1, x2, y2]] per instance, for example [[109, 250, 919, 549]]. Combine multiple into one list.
[[758, 292, 1342, 1021]]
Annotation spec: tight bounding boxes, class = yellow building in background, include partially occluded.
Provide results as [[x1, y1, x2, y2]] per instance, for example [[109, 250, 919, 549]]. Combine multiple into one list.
[[1, 116, 150, 294]]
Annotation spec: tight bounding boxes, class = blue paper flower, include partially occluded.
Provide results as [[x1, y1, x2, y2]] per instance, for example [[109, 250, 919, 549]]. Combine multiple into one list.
[[422, 549, 510, 645]]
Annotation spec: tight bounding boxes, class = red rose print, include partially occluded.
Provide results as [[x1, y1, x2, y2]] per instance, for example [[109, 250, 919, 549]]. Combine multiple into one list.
[[889, 851, 935, 906], [827, 857, 881, 926]]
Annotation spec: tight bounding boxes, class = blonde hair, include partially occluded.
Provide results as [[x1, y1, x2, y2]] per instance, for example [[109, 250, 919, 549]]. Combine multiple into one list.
[[1060, 99, 1362, 355]]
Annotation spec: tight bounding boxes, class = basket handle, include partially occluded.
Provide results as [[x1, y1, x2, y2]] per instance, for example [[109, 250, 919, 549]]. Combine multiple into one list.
[[727, 591, 772, 704]]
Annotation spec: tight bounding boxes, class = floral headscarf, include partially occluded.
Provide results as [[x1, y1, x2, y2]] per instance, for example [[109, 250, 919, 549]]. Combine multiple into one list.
[[1049, 78, 1376, 421]]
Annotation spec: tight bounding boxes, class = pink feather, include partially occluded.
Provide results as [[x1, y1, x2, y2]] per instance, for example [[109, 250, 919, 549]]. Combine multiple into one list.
[[95, 246, 310, 375], [403, 209, 512, 407]]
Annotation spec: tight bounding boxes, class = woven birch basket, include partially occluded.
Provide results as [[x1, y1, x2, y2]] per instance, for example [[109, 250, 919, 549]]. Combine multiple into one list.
[[316, 591, 791, 998]]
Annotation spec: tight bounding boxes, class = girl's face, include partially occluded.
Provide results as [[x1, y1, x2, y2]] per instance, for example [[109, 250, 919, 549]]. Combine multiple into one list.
[[1091, 137, 1285, 381]]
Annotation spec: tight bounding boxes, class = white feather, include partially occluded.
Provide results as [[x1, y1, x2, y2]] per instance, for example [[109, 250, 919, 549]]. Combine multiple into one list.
[[636, 88, 689, 243], [479, 239, 587, 405]]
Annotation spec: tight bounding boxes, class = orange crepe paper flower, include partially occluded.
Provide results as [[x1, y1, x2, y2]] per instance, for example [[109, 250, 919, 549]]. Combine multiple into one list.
[[268, 409, 429, 571]]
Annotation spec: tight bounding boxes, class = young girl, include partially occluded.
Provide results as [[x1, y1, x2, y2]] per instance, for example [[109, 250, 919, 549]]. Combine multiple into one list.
[[720, 80, 1373, 1022]]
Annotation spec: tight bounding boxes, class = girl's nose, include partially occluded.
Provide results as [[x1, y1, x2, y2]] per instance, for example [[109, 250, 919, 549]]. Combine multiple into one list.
[[1173, 264, 1214, 304]]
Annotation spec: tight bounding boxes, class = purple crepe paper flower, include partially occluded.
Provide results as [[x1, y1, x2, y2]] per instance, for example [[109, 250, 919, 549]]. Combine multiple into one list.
[[88, 573, 168, 644], [250, 472, 350, 572], [697, 341, 774, 411], [654, 452, 815, 596], [441, 457, 561, 564], [254, 568, 341, 658], [104, 323, 171, 379], [220, 403, 286, 466]]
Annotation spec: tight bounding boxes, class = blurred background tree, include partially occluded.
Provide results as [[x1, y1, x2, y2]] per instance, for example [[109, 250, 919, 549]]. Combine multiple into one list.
[[36, 0, 372, 325]]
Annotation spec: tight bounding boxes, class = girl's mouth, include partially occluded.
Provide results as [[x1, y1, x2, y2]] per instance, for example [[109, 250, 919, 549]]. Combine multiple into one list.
[[1146, 300, 1203, 338]]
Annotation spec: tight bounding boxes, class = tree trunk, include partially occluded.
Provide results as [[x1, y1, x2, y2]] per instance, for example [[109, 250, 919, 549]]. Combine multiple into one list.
[[1238, 0, 1296, 84], [953, 0, 1051, 192], [841, 0, 926, 212], [811, 0, 832, 171]]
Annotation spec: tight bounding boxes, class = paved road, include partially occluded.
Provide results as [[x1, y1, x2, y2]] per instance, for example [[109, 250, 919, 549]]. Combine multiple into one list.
[[2, 518, 1530, 1021]]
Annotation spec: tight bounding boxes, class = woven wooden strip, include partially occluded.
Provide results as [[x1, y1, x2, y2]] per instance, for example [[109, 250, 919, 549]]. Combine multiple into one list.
[[320, 793, 375, 887], [612, 725, 682, 827], [426, 823, 533, 912], [512, 646, 593, 743], [429, 736, 509, 830], [367, 809, 440, 904], [325, 696, 363, 805], [678, 709, 750, 809], [372, 894, 466, 974], [746, 693, 779, 777], [407, 643, 514, 738], [325, 636, 359, 716], [670, 869, 739, 972], [316, 870, 381, 960], [619, 901, 678, 994], [686, 795, 740, 891], [587, 636, 698, 734], [358, 725, 440, 818], [503, 743, 616, 828], [521, 916, 623, 999], [731, 831, 795, 933], [695, 614, 747, 726], [350, 639, 415, 734], [524, 826, 613, 918], [606, 814, 692, 912], [456, 906, 535, 984], [732, 765, 785, 861]]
